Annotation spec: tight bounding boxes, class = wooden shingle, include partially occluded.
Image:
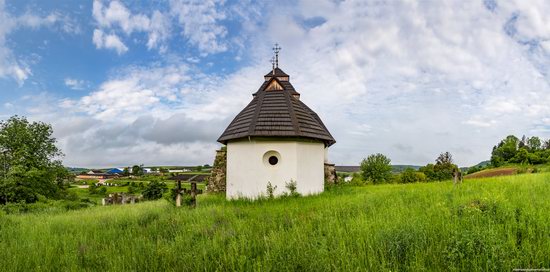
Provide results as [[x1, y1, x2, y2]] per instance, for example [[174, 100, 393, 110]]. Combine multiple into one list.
[[218, 68, 336, 146]]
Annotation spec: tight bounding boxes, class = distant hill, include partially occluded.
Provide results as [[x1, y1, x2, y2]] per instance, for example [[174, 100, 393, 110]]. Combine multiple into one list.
[[469, 160, 491, 168], [392, 165, 422, 173], [66, 167, 88, 174], [335, 165, 422, 173]]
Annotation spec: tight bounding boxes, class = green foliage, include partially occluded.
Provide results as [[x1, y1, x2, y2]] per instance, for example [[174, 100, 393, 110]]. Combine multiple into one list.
[[131, 165, 144, 176], [360, 153, 392, 184], [0, 116, 68, 204], [266, 182, 277, 199], [127, 182, 141, 194], [419, 152, 458, 181], [348, 172, 366, 186], [142, 181, 168, 200], [0, 174, 550, 270], [88, 185, 107, 196], [400, 168, 427, 183], [491, 135, 550, 167], [122, 167, 130, 176], [284, 180, 300, 197]]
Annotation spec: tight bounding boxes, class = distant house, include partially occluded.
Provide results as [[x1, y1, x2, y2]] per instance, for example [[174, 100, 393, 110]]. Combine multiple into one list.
[[77, 170, 118, 181]]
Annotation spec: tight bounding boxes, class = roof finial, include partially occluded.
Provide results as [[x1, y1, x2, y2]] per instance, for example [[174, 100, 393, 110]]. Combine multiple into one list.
[[272, 43, 281, 69], [270, 56, 276, 75]]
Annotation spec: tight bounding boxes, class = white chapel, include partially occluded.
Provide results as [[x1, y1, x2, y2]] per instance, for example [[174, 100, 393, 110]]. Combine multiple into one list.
[[217, 49, 336, 199]]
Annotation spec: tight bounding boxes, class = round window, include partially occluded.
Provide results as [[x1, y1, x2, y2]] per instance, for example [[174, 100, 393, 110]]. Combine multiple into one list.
[[268, 156, 278, 165], [263, 151, 281, 167]]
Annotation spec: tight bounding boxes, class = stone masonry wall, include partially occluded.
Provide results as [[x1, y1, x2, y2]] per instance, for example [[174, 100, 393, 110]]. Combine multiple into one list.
[[207, 147, 227, 193], [324, 163, 337, 185]]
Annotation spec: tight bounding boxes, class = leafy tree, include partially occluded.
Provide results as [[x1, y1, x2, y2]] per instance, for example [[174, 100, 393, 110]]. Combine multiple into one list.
[[360, 153, 392, 184], [122, 167, 130, 176], [131, 165, 144, 176], [0, 116, 68, 204], [433, 152, 458, 181], [159, 167, 169, 174], [528, 136, 542, 151], [142, 181, 168, 200], [419, 163, 437, 181], [196, 165, 203, 172], [420, 152, 458, 181], [511, 148, 529, 164]]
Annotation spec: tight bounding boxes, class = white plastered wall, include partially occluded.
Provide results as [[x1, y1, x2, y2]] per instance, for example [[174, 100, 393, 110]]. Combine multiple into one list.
[[226, 139, 325, 199]]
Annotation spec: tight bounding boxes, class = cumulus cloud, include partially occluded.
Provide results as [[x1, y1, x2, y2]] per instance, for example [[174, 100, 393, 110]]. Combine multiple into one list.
[[16, 0, 550, 167], [169, 0, 228, 55], [92, 29, 128, 54], [92, 0, 170, 52]]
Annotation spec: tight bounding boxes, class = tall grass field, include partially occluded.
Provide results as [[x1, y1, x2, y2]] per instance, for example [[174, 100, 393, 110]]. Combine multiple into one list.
[[1, 173, 549, 271]]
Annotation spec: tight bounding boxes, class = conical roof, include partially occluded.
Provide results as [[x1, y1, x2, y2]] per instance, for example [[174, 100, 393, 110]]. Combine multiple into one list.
[[218, 68, 336, 146]]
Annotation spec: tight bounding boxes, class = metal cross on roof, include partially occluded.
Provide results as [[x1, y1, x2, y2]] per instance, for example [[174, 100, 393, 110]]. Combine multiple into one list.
[[273, 43, 281, 68], [270, 56, 276, 74]]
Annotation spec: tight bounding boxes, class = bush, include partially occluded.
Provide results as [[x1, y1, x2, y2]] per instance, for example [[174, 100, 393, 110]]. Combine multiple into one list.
[[400, 168, 427, 183], [88, 185, 107, 196], [284, 180, 300, 197], [360, 153, 392, 184], [266, 182, 277, 199], [142, 181, 168, 200]]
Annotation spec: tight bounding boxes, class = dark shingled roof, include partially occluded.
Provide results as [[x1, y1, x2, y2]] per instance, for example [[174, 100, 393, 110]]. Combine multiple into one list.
[[264, 67, 289, 77], [218, 68, 336, 146]]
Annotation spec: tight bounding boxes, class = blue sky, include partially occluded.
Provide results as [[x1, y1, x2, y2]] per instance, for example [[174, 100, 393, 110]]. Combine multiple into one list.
[[1, 0, 550, 168]]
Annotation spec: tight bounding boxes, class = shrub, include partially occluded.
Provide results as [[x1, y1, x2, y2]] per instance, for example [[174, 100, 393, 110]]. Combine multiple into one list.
[[142, 181, 168, 200], [266, 182, 277, 199], [285, 180, 300, 197], [400, 168, 427, 183], [88, 185, 107, 195], [360, 153, 392, 183]]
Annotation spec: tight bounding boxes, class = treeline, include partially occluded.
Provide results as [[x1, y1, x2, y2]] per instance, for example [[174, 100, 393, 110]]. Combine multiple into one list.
[[491, 135, 550, 166], [355, 152, 459, 185]]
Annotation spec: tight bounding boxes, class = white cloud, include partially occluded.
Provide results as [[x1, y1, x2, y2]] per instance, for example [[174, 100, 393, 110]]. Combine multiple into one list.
[[169, 0, 228, 55], [64, 77, 87, 90], [92, 0, 170, 52], [15, 0, 550, 168], [92, 29, 128, 54]]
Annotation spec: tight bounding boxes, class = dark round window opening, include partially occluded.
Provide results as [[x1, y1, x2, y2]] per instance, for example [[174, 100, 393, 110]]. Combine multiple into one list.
[[268, 156, 279, 165]]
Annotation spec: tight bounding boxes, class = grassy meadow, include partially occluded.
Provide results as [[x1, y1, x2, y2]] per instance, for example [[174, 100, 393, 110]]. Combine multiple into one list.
[[1, 173, 549, 271]]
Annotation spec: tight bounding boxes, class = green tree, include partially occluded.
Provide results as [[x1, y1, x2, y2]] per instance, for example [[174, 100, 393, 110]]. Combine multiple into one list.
[[122, 167, 130, 176], [196, 165, 203, 172], [142, 181, 168, 200], [511, 148, 529, 164], [419, 163, 437, 181], [528, 136, 542, 151], [433, 152, 458, 181], [360, 153, 392, 184], [131, 165, 144, 176], [0, 116, 67, 204], [491, 135, 519, 165]]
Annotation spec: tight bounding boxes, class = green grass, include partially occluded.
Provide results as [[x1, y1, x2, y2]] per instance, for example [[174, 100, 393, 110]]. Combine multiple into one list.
[[1, 174, 550, 271]]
